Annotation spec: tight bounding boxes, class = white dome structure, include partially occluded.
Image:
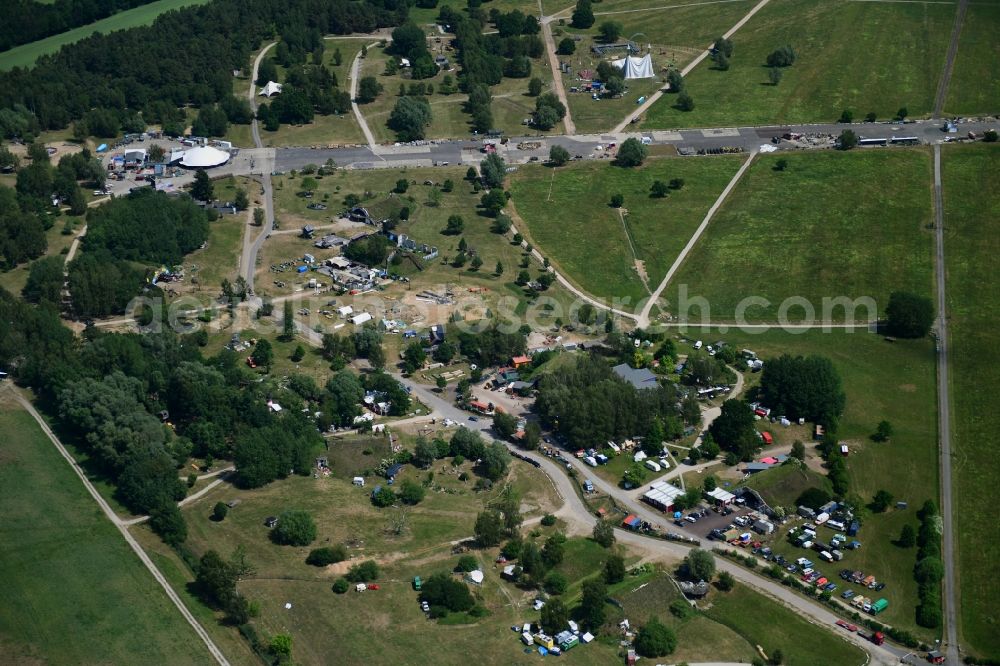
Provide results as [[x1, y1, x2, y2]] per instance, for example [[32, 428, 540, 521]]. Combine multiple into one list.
[[179, 145, 230, 169]]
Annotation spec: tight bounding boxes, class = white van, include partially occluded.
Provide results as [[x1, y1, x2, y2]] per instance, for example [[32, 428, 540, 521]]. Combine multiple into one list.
[[694, 340, 703, 350]]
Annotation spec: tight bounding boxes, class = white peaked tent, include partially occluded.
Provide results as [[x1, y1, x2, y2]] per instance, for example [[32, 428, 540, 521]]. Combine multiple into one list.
[[259, 81, 283, 97], [611, 54, 654, 79]]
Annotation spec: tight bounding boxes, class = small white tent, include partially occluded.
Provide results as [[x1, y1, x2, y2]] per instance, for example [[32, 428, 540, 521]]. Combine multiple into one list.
[[611, 54, 654, 79], [259, 81, 283, 97]]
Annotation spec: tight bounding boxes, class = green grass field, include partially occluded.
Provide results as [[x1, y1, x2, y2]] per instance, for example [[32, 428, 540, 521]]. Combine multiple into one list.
[[0, 400, 209, 664], [553, 0, 756, 133], [941, 143, 1000, 660], [666, 149, 935, 323], [642, 0, 954, 129], [692, 326, 938, 635], [0, 0, 211, 71], [706, 585, 866, 666], [509, 154, 744, 306], [943, 2, 1000, 115]]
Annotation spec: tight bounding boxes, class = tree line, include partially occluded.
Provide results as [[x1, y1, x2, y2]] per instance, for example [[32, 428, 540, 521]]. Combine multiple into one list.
[[0, 0, 160, 52], [0, 0, 406, 137]]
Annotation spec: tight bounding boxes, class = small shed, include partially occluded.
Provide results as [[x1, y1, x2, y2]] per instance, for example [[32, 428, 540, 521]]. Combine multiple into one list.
[[622, 514, 641, 530]]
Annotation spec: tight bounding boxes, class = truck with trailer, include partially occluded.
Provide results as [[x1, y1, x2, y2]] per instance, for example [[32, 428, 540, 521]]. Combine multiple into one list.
[[858, 629, 885, 645]]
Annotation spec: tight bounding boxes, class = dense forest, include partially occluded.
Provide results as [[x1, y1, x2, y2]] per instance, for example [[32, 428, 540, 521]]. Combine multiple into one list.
[[0, 0, 161, 52], [0, 0, 407, 135]]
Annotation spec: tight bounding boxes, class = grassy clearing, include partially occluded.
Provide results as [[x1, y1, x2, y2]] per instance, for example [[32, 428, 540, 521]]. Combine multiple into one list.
[[0, 399, 208, 664], [257, 39, 365, 148], [176, 456, 598, 665], [941, 143, 1000, 660], [359, 42, 560, 142], [943, 2, 1000, 115], [174, 177, 251, 304], [552, 1, 755, 133], [642, 0, 954, 129], [743, 464, 831, 510], [265, 165, 581, 330], [706, 585, 866, 666], [509, 155, 743, 306], [0, 0, 211, 71], [667, 149, 935, 323], [0, 215, 78, 296], [693, 327, 938, 635]]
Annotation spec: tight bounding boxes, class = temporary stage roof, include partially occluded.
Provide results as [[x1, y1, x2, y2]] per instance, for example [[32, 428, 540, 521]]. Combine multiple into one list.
[[259, 81, 283, 97], [612, 54, 654, 79], [178, 145, 230, 168]]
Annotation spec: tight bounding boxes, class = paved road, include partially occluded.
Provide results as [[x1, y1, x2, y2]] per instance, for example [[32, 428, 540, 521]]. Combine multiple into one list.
[[933, 0, 970, 117], [349, 42, 382, 152], [932, 143, 960, 665], [243, 42, 278, 295], [272, 118, 1000, 173], [638, 148, 757, 327], [388, 375, 901, 665], [267, 309, 904, 663], [8, 387, 230, 666], [611, 0, 772, 133]]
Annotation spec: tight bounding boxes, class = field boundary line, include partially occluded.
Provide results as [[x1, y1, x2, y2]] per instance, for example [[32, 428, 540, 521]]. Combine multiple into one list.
[[594, 0, 750, 17], [931, 143, 959, 663], [932, 0, 969, 116], [638, 148, 757, 327], [6, 386, 231, 666]]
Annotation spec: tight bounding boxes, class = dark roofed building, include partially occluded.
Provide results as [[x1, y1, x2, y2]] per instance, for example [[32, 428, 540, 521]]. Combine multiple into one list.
[[612, 363, 659, 390]]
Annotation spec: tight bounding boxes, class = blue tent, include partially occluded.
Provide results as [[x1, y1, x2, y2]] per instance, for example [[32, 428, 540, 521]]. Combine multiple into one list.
[[296, 266, 308, 273], [96, 143, 108, 152]]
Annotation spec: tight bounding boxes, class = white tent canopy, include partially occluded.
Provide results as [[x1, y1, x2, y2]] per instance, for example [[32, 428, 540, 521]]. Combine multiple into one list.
[[259, 81, 283, 97], [178, 145, 230, 168], [611, 54, 654, 79]]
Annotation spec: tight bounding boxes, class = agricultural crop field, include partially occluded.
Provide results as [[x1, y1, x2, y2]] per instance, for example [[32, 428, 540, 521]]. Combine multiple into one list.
[[0, 0, 211, 71], [509, 154, 744, 306], [0, 398, 208, 664], [941, 143, 1000, 661], [643, 0, 954, 129], [666, 149, 935, 323]]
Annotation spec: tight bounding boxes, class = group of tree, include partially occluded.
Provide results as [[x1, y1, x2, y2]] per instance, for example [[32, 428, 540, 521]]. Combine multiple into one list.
[[914, 500, 943, 628], [2, 0, 162, 50], [534, 355, 686, 449], [711, 36, 734, 70], [0, 0, 402, 138], [0, 185, 48, 270], [758, 354, 846, 427], [615, 138, 648, 167], [707, 399, 759, 462], [343, 233, 391, 266], [195, 547, 257, 624], [430, 6, 544, 133], [454, 325, 526, 368], [884, 291, 934, 338]]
